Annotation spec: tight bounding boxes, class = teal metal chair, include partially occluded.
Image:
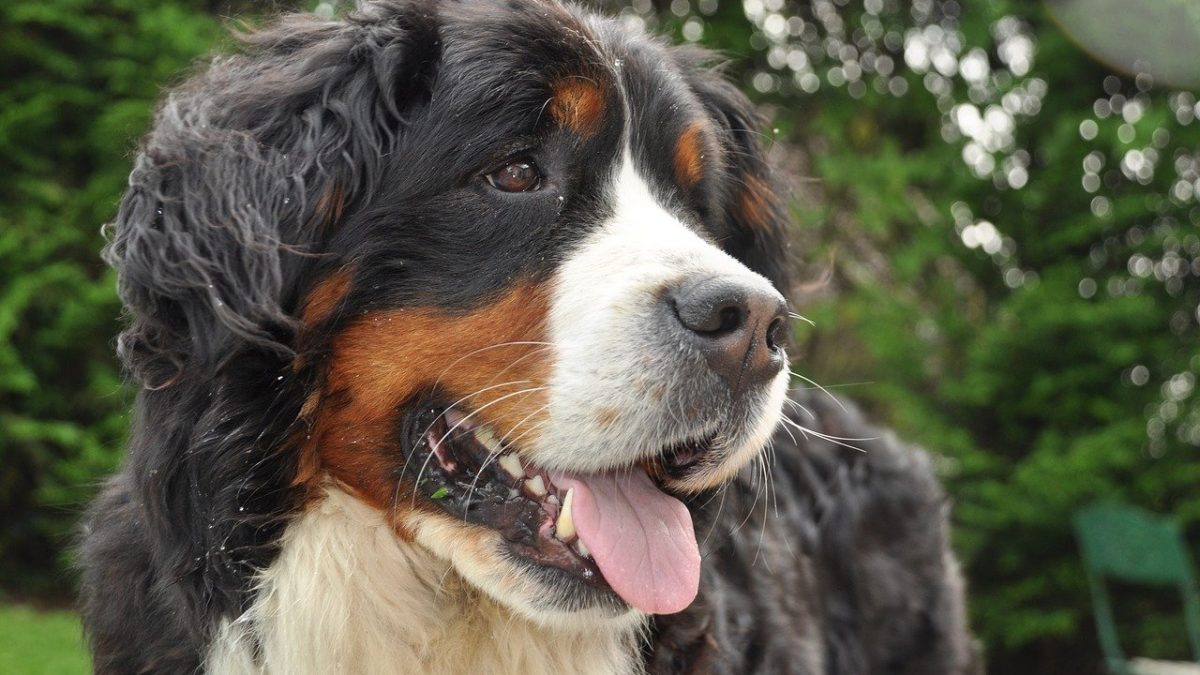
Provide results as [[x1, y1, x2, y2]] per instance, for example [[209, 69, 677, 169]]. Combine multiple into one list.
[[1073, 502, 1200, 675]]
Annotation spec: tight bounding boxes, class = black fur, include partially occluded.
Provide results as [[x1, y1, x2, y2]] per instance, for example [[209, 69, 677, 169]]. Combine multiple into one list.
[[647, 389, 982, 674], [83, 5, 445, 669], [80, 2, 976, 672]]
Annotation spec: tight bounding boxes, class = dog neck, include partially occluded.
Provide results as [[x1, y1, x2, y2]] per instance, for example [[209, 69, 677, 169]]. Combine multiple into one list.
[[207, 488, 644, 675]]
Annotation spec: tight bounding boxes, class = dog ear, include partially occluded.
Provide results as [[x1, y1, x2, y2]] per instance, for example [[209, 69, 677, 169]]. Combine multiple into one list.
[[679, 50, 793, 297], [105, 7, 439, 387], [81, 8, 442, 652]]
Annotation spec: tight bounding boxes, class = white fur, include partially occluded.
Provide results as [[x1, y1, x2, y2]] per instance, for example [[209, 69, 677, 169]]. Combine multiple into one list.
[[208, 488, 645, 675], [206, 152, 790, 674], [534, 151, 789, 478], [404, 508, 644, 629]]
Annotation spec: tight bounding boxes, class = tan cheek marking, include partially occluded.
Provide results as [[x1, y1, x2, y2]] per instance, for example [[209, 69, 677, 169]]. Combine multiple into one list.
[[549, 79, 605, 138], [301, 267, 354, 325], [737, 173, 777, 231], [308, 283, 552, 514], [673, 121, 709, 188]]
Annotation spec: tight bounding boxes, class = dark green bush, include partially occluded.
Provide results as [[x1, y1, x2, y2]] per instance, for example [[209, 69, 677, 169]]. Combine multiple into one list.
[[0, 0, 221, 596]]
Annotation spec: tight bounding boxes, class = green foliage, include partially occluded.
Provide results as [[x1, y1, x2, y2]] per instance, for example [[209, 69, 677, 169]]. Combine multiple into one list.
[[0, 0, 221, 595]]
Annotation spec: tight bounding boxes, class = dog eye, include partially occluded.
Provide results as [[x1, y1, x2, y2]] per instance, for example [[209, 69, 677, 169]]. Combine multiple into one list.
[[485, 160, 542, 193]]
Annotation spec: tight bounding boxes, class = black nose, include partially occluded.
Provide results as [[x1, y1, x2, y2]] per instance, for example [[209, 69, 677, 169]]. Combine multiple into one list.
[[669, 276, 789, 391]]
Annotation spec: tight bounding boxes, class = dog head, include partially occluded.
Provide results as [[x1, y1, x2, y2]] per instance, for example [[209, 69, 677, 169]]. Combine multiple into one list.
[[108, 0, 792, 628]]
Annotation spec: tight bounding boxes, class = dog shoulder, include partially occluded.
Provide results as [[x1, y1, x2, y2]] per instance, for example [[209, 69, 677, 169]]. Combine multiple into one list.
[[79, 474, 206, 673]]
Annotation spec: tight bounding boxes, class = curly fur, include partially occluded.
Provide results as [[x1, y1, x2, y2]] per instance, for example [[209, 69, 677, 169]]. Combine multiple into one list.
[[79, 2, 979, 673]]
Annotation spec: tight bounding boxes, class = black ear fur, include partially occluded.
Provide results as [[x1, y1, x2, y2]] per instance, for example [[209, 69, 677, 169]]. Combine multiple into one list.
[[81, 5, 439, 672], [677, 48, 793, 296], [106, 4, 439, 387]]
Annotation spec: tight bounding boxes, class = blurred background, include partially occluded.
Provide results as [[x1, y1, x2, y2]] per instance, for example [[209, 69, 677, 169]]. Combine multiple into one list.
[[1, 0, 1198, 672]]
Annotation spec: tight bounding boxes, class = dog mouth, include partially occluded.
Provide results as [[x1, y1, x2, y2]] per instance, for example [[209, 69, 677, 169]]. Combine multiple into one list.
[[403, 402, 717, 615]]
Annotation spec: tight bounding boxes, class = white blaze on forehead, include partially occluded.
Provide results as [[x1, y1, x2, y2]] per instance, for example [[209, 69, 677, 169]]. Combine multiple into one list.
[[555, 149, 767, 317], [534, 150, 784, 473], [580, 151, 755, 283]]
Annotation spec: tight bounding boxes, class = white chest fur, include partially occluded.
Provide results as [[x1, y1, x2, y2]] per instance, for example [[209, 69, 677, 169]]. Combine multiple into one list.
[[206, 488, 644, 675]]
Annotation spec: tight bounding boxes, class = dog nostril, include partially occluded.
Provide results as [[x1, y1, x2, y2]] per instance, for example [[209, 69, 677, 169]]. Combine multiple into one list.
[[713, 305, 744, 335], [672, 291, 747, 336], [765, 316, 787, 351], [668, 276, 788, 391]]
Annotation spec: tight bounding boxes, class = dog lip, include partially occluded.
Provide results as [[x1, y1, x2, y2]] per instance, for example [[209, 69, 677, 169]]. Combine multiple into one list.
[[658, 431, 719, 479], [403, 402, 613, 593]]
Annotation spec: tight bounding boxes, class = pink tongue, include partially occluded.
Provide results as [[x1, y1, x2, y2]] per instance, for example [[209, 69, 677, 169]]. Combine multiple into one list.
[[551, 471, 700, 615]]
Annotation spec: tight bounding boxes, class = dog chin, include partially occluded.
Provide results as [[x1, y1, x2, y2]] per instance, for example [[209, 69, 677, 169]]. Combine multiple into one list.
[[665, 368, 791, 494], [404, 510, 644, 629]]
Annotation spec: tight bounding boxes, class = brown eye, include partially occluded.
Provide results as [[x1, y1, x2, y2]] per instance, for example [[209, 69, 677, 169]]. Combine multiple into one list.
[[486, 160, 542, 192]]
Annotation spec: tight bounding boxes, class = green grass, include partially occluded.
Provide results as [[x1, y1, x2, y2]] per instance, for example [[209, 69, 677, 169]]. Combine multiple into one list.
[[0, 605, 89, 675]]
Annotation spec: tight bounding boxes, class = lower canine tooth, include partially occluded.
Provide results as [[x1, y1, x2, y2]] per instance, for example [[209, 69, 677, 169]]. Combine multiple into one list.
[[525, 475, 547, 497], [555, 488, 575, 540], [498, 453, 524, 479], [575, 539, 591, 558]]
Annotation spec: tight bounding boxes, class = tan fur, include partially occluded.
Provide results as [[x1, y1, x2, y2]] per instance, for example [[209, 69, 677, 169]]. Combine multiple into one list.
[[736, 173, 776, 231], [208, 488, 644, 675], [672, 121, 708, 188], [304, 282, 552, 510], [301, 267, 355, 326], [549, 79, 607, 138]]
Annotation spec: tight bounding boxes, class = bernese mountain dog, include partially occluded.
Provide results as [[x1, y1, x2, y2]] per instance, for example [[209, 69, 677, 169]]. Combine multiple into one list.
[[79, 1, 980, 673]]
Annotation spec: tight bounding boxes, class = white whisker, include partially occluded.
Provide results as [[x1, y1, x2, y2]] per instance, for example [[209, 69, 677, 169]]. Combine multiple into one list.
[[434, 386, 549, 450], [782, 396, 817, 421], [700, 485, 730, 550], [779, 416, 873, 453], [481, 345, 553, 390], [461, 406, 551, 516], [787, 368, 849, 413], [430, 341, 552, 391], [410, 386, 549, 505], [790, 381, 875, 390], [398, 379, 533, 487], [777, 413, 800, 445], [787, 311, 815, 327], [751, 453, 772, 569], [729, 464, 763, 539]]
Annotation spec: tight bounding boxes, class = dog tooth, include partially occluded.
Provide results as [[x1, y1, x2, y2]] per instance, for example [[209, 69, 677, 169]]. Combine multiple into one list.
[[474, 425, 504, 454], [555, 488, 575, 540], [575, 538, 591, 559], [546, 494, 559, 506], [525, 475, 547, 497], [498, 453, 524, 479]]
